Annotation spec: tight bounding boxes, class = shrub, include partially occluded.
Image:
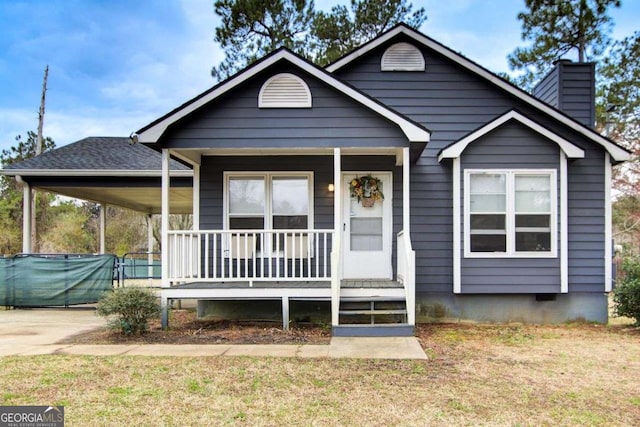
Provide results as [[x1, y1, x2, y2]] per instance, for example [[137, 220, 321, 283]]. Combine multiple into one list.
[[97, 288, 160, 335], [613, 256, 640, 326]]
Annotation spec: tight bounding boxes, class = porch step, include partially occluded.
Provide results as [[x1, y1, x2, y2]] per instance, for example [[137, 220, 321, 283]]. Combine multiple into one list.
[[339, 309, 407, 316], [332, 324, 414, 337], [338, 300, 407, 325]]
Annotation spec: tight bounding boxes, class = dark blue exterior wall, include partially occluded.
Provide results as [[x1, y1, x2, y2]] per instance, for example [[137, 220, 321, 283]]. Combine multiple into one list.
[[533, 61, 596, 129], [199, 155, 403, 272], [459, 121, 561, 293], [334, 35, 607, 297], [161, 63, 408, 149]]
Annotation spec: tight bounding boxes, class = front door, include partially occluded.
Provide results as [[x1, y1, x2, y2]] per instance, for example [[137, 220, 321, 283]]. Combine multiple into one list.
[[342, 172, 392, 279]]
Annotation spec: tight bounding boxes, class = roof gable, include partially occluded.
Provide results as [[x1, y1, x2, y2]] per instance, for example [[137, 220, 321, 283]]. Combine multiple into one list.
[[438, 110, 585, 162], [327, 24, 630, 162], [136, 49, 430, 144]]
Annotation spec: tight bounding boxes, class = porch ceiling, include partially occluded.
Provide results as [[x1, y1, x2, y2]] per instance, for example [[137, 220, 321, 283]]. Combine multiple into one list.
[[35, 185, 192, 214]]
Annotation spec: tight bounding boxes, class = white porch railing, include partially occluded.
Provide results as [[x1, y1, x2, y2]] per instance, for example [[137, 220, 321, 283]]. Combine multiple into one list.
[[167, 229, 334, 282], [397, 230, 416, 325]]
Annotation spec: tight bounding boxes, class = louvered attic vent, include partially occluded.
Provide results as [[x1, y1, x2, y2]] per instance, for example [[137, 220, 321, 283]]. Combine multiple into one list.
[[258, 73, 312, 108], [381, 42, 425, 71]]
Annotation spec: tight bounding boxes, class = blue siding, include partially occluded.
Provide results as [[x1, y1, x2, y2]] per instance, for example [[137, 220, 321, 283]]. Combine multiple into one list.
[[199, 155, 403, 273], [460, 122, 561, 293], [335, 36, 607, 294], [161, 64, 408, 149], [533, 61, 596, 128]]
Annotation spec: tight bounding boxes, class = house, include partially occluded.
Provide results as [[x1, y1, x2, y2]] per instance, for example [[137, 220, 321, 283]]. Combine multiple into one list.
[[2, 24, 630, 335]]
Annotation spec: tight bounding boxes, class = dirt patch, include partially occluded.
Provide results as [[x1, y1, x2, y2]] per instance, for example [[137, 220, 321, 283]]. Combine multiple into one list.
[[61, 309, 331, 345], [62, 309, 639, 347]]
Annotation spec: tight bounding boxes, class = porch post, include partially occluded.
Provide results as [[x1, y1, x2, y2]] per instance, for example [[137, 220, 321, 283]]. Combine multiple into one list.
[[21, 178, 32, 254], [161, 149, 170, 329], [147, 214, 154, 284], [282, 296, 290, 330], [192, 163, 200, 231], [99, 204, 106, 254], [331, 148, 342, 326], [402, 147, 410, 236]]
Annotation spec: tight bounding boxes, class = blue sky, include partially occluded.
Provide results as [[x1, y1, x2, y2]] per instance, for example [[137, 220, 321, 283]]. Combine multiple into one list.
[[0, 0, 638, 153]]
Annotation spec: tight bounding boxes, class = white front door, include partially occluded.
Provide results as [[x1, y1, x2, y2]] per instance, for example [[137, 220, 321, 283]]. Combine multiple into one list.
[[342, 172, 393, 279]]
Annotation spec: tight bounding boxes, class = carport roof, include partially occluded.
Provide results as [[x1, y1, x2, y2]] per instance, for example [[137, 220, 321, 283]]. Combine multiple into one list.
[[0, 137, 193, 214], [2, 136, 190, 172]]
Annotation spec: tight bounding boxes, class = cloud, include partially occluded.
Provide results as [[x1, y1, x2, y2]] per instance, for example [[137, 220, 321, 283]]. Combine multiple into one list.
[[0, 106, 154, 152]]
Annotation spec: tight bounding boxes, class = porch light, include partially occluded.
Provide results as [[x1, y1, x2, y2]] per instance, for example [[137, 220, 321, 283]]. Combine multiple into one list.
[[328, 183, 335, 192]]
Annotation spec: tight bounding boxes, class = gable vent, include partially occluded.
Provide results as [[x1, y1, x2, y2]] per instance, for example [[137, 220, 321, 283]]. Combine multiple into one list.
[[258, 73, 312, 108], [381, 42, 425, 71]]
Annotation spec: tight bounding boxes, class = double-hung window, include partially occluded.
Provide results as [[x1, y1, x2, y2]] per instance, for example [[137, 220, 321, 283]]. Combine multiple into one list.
[[465, 170, 556, 257], [225, 172, 312, 255]]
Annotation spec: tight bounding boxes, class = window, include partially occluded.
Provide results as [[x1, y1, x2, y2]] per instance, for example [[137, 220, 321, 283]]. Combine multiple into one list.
[[225, 172, 313, 253], [465, 170, 556, 257]]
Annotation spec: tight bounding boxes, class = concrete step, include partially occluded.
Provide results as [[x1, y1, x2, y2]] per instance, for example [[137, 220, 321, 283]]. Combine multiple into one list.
[[332, 324, 414, 337]]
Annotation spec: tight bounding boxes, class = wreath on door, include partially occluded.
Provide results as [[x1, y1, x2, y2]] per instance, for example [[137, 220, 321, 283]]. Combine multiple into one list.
[[349, 175, 384, 207]]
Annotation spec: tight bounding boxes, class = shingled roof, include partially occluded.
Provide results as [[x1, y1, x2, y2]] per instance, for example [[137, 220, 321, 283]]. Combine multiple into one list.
[[2, 137, 190, 172]]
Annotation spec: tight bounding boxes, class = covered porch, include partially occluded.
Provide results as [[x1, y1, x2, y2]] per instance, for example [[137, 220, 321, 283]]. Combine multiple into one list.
[[159, 147, 417, 335]]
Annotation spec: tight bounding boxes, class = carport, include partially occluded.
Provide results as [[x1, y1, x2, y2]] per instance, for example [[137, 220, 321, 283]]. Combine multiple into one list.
[[0, 137, 194, 254]]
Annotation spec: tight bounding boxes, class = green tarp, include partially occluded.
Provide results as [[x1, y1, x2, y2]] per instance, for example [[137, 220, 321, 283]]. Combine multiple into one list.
[[0, 255, 115, 307]]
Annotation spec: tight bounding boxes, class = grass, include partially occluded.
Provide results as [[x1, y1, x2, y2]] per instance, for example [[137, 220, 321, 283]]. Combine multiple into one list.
[[1, 324, 639, 426]]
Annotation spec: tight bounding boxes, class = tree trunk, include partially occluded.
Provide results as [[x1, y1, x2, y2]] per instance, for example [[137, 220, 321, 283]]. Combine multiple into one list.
[[31, 65, 49, 252]]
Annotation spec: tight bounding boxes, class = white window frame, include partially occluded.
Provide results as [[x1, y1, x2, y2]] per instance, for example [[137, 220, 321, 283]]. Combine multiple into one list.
[[464, 169, 557, 258], [223, 171, 315, 254]]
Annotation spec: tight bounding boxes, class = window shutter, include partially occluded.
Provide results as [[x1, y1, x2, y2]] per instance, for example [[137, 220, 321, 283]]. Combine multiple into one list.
[[381, 42, 425, 71], [258, 73, 312, 108]]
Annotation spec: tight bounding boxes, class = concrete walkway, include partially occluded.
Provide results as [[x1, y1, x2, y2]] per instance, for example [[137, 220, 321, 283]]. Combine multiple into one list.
[[0, 309, 427, 360]]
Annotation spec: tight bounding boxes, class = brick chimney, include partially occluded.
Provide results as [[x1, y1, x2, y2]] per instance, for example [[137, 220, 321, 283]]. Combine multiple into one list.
[[533, 60, 596, 128]]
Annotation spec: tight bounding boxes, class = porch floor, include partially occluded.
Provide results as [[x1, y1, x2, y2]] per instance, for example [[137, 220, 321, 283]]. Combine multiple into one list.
[[172, 279, 401, 289]]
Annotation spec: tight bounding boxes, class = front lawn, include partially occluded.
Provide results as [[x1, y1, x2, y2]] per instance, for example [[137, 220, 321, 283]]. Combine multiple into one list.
[[1, 323, 638, 426]]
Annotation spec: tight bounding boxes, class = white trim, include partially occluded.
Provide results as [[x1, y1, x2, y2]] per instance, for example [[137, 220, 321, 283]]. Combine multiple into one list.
[[147, 214, 155, 282], [438, 110, 585, 162], [332, 148, 341, 326], [463, 169, 558, 259], [452, 158, 461, 294], [192, 164, 200, 231], [99, 203, 106, 254], [190, 147, 401, 156], [161, 149, 170, 288], [21, 180, 32, 253], [381, 42, 425, 71], [402, 147, 410, 236], [560, 152, 568, 293], [160, 286, 404, 300], [604, 152, 613, 292], [258, 73, 312, 108], [327, 25, 628, 161], [136, 50, 430, 143], [0, 169, 193, 177]]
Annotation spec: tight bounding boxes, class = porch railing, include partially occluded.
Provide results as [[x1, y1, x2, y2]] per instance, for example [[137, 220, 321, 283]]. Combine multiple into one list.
[[167, 229, 334, 282], [397, 230, 416, 325]]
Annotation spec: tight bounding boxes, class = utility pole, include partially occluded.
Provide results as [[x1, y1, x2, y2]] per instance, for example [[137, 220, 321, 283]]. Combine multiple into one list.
[[31, 65, 48, 252]]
